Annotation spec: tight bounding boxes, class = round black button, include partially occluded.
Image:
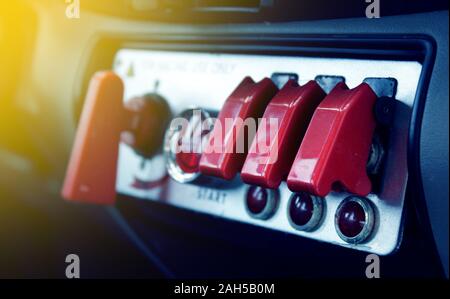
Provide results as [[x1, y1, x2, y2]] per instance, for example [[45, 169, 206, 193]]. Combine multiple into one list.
[[122, 93, 171, 158], [246, 186, 268, 215], [288, 192, 324, 231], [335, 196, 375, 244], [337, 200, 366, 238], [289, 192, 314, 226]]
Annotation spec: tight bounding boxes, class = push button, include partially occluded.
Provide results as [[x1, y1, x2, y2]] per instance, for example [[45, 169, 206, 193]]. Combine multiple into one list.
[[199, 77, 278, 180], [241, 80, 325, 189], [335, 196, 375, 244], [62, 71, 170, 204], [165, 108, 215, 183], [287, 82, 377, 197]]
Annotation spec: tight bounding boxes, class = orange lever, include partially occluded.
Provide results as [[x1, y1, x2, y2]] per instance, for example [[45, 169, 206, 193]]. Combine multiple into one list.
[[62, 72, 124, 205]]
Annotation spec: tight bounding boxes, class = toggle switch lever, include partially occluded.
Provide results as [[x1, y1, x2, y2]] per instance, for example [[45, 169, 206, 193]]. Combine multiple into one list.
[[287, 82, 378, 197], [62, 71, 170, 204]]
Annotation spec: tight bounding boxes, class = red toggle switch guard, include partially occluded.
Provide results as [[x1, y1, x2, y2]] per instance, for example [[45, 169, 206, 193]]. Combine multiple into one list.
[[241, 79, 325, 189], [199, 77, 278, 180], [287, 82, 377, 197], [62, 72, 124, 204]]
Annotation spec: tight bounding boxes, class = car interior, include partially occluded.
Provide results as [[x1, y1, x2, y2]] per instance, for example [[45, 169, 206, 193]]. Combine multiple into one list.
[[0, 0, 448, 280]]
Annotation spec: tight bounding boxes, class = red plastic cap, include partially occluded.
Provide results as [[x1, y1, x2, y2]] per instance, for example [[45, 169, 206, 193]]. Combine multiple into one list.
[[62, 72, 124, 205], [176, 113, 204, 174], [199, 77, 278, 180], [287, 82, 377, 197], [241, 80, 325, 189]]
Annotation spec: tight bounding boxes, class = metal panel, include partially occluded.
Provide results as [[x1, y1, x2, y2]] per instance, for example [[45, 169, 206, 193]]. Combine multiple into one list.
[[114, 49, 421, 255]]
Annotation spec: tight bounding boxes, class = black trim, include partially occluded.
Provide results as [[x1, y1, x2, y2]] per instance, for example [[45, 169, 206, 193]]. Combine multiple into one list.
[[80, 0, 449, 23]]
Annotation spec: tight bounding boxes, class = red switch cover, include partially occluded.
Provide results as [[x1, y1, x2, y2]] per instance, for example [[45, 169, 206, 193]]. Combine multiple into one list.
[[199, 77, 278, 180], [62, 71, 170, 204], [62, 72, 124, 205], [241, 80, 325, 189], [287, 82, 377, 197]]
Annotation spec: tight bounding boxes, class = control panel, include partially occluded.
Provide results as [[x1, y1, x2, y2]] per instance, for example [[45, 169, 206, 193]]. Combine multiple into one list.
[[63, 49, 422, 255]]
